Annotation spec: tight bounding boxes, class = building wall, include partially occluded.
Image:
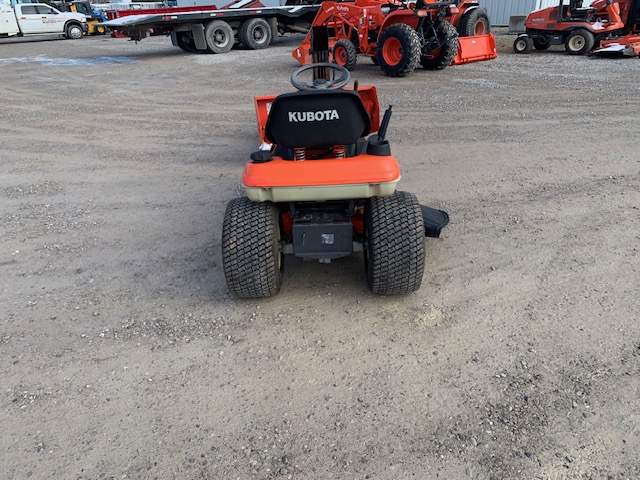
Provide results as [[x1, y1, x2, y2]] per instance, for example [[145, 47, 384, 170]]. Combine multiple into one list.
[[479, 0, 558, 26]]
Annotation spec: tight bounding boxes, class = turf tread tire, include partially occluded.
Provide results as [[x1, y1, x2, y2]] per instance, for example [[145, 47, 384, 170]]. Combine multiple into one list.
[[377, 23, 421, 77], [365, 191, 425, 295], [420, 21, 459, 70], [222, 197, 283, 298], [565, 29, 595, 55]]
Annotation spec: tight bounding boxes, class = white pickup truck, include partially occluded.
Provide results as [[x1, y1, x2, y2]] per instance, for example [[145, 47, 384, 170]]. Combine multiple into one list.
[[1, 0, 87, 39]]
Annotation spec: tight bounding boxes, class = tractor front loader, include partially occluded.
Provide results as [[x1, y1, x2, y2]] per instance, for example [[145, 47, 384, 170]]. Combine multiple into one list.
[[292, 0, 497, 77]]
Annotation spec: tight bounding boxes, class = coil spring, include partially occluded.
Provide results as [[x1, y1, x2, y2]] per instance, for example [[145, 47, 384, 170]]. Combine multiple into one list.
[[294, 148, 306, 161]]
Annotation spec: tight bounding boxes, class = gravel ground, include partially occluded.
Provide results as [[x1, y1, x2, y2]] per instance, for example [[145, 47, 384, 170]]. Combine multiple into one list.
[[1, 31, 639, 480]]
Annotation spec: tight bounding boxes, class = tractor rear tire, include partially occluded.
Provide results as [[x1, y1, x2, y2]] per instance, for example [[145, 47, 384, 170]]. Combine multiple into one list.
[[565, 29, 595, 55], [332, 39, 358, 71], [457, 7, 491, 37], [222, 197, 283, 298], [205, 20, 234, 54], [364, 191, 425, 295], [420, 20, 459, 70], [377, 24, 421, 77], [239, 18, 272, 50], [513, 35, 534, 54]]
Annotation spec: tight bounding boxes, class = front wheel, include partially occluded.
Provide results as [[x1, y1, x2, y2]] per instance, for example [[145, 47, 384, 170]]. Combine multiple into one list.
[[222, 197, 283, 298], [364, 191, 425, 295], [420, 21, 459, 71], [565, 29, 595, 55], [66, 23, 83, 40], [376, 23, 421, 77], [332, 39, 358, 71], [513, 35, 534, 54]]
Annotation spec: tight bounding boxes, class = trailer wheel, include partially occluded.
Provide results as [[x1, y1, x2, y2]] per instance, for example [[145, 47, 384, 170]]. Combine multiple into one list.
[[222, 197, 283, 298], [176, 33, 199, 53], [420, 20, 459, 70], [377, 24, 421, 77], [364, 191, 425, 295], [332, 39, 358, 70], [239, 18, 272, 50], [457, 7, 491, 36], [565, 29, 594, 55], [205, 20, 234, 54], [513, 35, 534, 54], [533, 37, 550, 50], [66, 23, 84, 40]]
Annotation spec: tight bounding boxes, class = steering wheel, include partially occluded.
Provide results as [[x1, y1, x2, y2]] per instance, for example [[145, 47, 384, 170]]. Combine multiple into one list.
[[290, 63, 350, 91]]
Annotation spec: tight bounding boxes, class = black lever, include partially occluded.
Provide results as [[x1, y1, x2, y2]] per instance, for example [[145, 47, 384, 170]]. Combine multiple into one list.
[[377, 105, 393, 141]]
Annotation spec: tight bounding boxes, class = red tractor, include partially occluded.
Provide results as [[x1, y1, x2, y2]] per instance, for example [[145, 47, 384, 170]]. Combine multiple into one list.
[[292, 0, 496, 77], [513, 0, 640, 55]]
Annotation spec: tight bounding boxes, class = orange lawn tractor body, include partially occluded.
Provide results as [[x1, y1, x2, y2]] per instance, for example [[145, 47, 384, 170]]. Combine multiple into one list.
[[221, 31, 449, 297], [292, 0, 496, 77], [513, 0, 640, 55]]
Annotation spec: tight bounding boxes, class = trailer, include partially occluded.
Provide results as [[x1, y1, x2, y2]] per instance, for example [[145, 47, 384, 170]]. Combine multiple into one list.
[[100, 0, 323, 54]]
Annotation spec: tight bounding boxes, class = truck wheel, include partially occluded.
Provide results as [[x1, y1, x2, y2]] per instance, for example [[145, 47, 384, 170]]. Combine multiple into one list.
[[239, 18, 271, 50], [364, 191, 425, 295], [457, 7, 491, 36], [565, 29, 595, 55], [513, 35, 533, 54], [420, 20, 459, 70], [222, 197, 283, 298], [205, 20, 234, 54], [332, 39, 358, 70], [376, 24, 421, 77], [66, 23, 83, 40]]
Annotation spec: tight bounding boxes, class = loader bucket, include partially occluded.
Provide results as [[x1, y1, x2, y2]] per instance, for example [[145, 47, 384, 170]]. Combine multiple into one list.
[[452, 33, 497, 65]]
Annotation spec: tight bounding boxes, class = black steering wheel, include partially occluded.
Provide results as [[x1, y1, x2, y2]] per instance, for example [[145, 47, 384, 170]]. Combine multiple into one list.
[[290, 63, 350, 91]]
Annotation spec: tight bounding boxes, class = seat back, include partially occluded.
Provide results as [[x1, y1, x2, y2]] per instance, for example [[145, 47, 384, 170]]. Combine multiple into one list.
[[265, 90, 372, 149]]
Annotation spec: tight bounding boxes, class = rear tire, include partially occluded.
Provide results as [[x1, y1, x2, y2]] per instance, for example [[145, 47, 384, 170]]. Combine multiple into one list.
[[364, 191, 425, 295], [222, 197, 283, 298], [513, 35, 534, 54], [332, 39, 358, 71], [66, 23, 83, 40], [420, 21, 459, 70], [205, 20, 234, 54], [565, 29, 595, 55], [457, 8, 491, 36], [239, 18, 271, 50]]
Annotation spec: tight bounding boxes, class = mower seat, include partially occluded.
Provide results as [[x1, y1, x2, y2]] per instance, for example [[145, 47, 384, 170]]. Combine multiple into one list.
[[265, 90, 372, 149]]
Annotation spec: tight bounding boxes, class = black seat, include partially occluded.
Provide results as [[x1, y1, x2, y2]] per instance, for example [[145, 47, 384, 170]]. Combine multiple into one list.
[[569, 0, 595, 19], [265, 90, 372, 149]]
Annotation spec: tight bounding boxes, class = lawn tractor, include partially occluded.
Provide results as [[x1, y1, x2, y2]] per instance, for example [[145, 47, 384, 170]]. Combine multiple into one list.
[[221, 28, 449, 298], [292, 0, 496, 77], [513, 0, 640, 55]]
